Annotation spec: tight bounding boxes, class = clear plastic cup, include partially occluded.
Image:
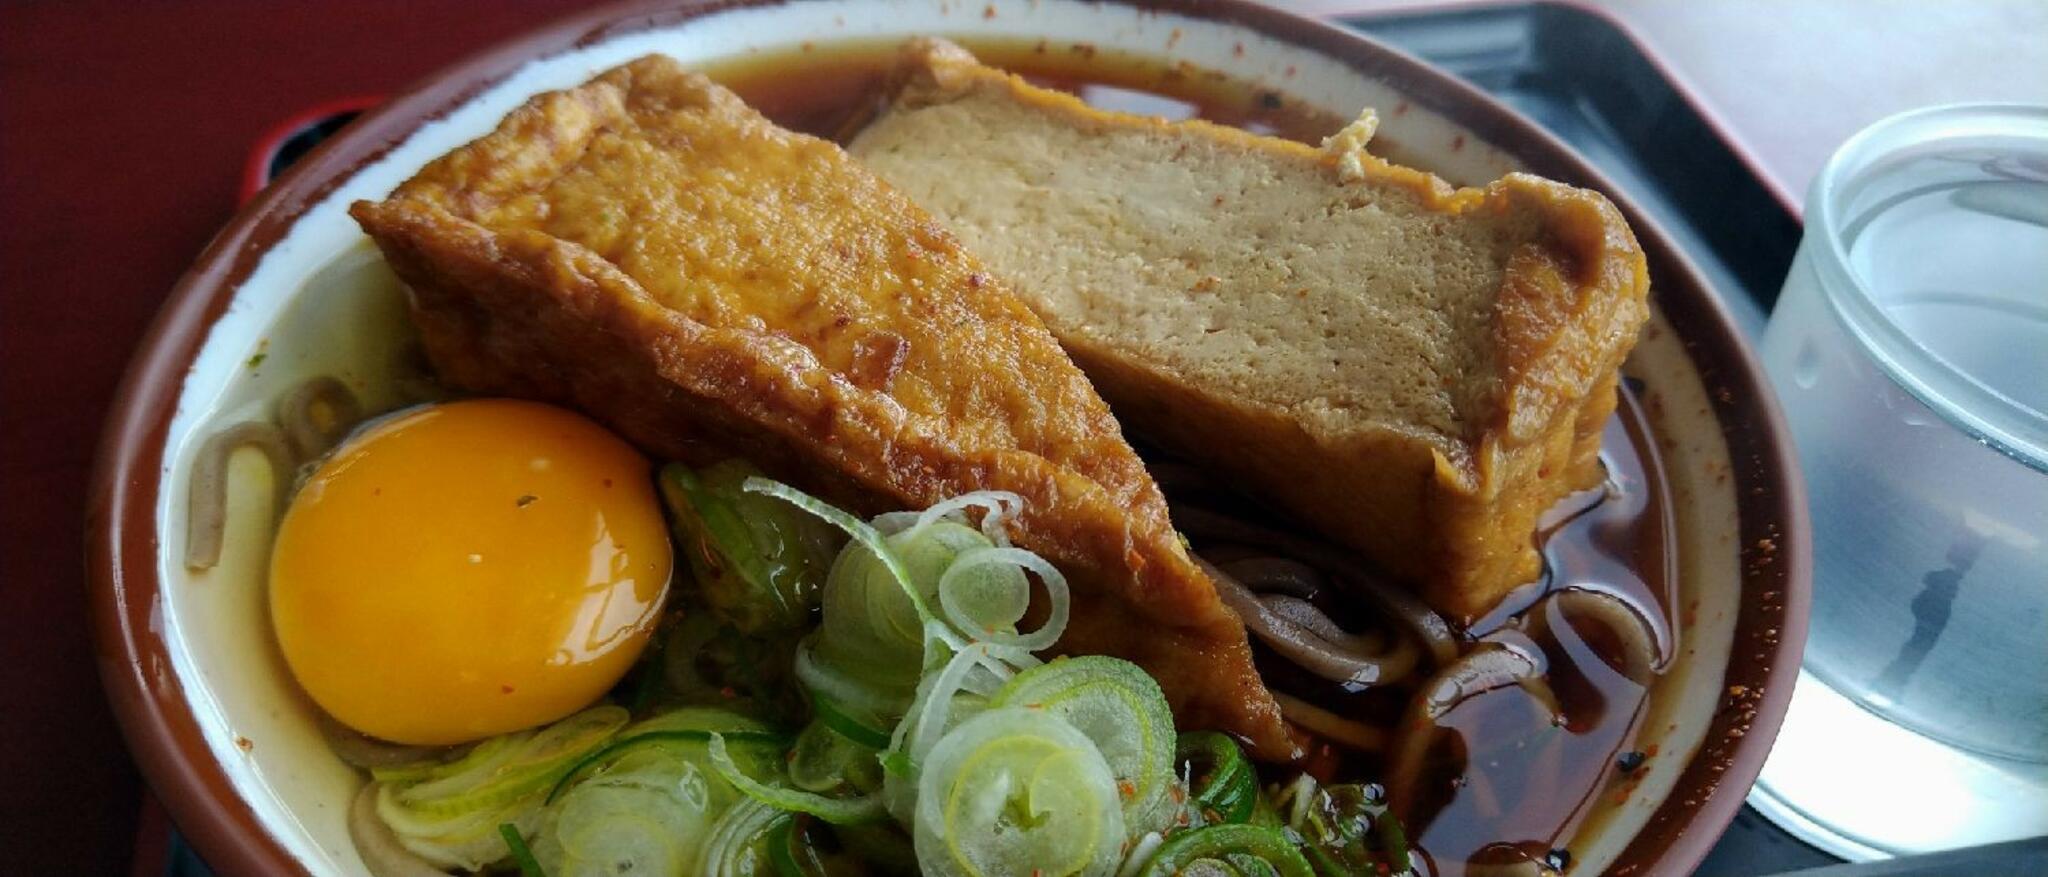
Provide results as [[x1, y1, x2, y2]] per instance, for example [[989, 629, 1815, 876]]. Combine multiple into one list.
[[1760, 104, 2048, 763]]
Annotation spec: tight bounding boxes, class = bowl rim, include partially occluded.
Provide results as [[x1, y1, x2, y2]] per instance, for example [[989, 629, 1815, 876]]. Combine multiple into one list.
[[84, 1, 1811, 874]]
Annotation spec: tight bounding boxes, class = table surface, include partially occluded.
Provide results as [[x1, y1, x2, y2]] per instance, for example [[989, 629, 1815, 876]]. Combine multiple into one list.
[[3, 2, 2039, 874], [1294, 0, 2048, 207]]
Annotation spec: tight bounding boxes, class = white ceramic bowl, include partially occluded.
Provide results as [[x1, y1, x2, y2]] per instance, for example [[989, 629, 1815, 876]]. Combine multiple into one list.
[[88, 2, 1809, 874]]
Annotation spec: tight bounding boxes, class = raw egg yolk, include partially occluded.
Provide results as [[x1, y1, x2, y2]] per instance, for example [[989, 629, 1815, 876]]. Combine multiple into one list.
[[270, 399, 671, 745]]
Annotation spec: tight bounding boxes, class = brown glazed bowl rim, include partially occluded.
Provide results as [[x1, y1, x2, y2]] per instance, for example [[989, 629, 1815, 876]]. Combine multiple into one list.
[[86, 1, 1811, 874]]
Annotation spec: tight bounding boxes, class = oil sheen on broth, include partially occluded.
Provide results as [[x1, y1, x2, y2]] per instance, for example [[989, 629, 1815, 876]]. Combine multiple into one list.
[[706, 43, 1676, 876]]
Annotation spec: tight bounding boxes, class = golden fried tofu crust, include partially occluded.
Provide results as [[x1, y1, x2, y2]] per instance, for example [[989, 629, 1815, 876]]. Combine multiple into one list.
[[350, 55, 1294, 759]]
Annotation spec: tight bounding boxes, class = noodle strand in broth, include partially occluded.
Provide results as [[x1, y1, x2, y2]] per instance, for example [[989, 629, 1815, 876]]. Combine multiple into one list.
[[184, 422, 294, 570]]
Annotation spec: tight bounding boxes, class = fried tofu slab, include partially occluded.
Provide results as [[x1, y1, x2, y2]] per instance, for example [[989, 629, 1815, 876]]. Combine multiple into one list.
[[350, 56, 1293, 759], [853, 40, 1651, 623]]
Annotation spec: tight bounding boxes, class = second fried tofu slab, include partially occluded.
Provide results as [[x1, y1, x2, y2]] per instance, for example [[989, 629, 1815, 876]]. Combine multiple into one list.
[[350, 55, 1293, 759], [851, 40, 1651, 623]]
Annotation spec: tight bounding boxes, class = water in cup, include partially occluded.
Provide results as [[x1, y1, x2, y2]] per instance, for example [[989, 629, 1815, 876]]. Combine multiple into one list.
[[1763, 123, 2048, 764]]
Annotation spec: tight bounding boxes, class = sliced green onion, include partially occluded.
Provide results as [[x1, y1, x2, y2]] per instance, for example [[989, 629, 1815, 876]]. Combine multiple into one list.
[[1118, 832, 1167, 877], [624, 707, 776, 738], [904, 643, 1010, 767], [546, 728, 788, 804], [768, 815, 810, 877], [662, 462, 842, 634], [921, 704, 1130, 877], [914, 707, 1126, 877], [768, 815, 876, 877], [817, 521, 985, 685], [697, 797, 788, 877], [992, 656, 1178, 835], [788, 719, 884, 796], [743, 477, 931, 622], [881, 750, 914, 778], [1247, 790, 1283, 829], [533, 768, 715, 877], [369, 731, 516, 790], [499, 823, 547, 877], [1376, 808, 1411, 874], [881, 637, 1007, 824], [1272, 776, 1403, 877], [388, 723, 570, 810], [795, 636, 912, 721], [1276, 774, 1318, 833], [1176, 732, 1259, 825], [870, 510, 922, 534], [708, 733, 888, 825], [1135, 824, 1314, 877], [937, 546, 1069, 652], [814, 695, 893, 750], [896, 490, 1024, 548], [372, 707, 627, 871]]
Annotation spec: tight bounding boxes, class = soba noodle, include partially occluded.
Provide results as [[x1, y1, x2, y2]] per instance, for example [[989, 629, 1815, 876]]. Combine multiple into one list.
[[185, 377, 367, 572], [1215, 556, 1325, 598], [184, 422, 293, 570], [1526, 588, 1664, 684], [1271, 690, 1388, 752], [277, 376, 362, 461], [1386, 642, 1558, 814], [1203, 557, 1420, 688], [1174, 503, 1459, 664], [349, 783, 450, 877]]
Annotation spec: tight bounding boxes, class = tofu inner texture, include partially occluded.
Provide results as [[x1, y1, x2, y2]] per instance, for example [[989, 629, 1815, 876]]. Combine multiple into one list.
[[855, 94, 1531, 448]]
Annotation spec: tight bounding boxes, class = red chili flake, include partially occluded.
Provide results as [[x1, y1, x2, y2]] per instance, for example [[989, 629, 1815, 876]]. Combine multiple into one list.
[[1118, 780, 1136, 799], [235, 736, 254, 752], [501, 684, 516, 694]]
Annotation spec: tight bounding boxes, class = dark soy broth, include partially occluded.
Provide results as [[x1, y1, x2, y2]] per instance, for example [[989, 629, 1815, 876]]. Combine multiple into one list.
[[1233, 389, 1672, 876], [705, 38, 1349, 146], [706, 42, 1676, 876], [1418, 389, 1674, 874]]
